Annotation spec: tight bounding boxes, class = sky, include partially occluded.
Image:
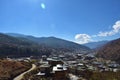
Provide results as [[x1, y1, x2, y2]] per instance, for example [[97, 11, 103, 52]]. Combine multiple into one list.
[[0, 0, 120, 44]]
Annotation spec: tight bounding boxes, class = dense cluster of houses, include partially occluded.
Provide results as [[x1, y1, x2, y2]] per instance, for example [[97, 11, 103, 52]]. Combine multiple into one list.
[[62, 53, 120, 72], [33, 53, 120, 79], [36, 56, 69, 80], [6, 53, 120, 80]]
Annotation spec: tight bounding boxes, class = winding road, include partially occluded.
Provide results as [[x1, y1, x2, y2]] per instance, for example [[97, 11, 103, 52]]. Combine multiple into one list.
[[13, 64, 36, 80]]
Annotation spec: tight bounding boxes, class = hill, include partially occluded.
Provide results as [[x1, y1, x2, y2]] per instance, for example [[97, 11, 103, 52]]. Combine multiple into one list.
[[0, 59, 31, 80], [97, 38, 120, 64], [0, 33, 91, 57], [7, 33, 91, 53], [0, 33, 52, 57]]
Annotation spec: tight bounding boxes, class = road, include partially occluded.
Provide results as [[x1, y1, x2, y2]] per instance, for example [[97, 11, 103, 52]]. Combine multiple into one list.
[[13, 64, 36, 80]]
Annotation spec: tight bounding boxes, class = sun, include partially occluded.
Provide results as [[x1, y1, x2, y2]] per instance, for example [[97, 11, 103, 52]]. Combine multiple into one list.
[[41, 3, 46, 9]]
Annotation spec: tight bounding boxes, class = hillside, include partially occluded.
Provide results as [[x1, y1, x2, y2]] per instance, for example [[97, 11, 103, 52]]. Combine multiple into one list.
[[97, 38, 120, 64], [29, 37, 90, 52], [0, 33, 52, 57], [0, 33, 91, 57], [0, 59, 31, 80], [7, 33, 91, 53]]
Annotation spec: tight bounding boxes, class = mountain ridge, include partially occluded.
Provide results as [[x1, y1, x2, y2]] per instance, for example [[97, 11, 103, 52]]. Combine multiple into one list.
[[0, 33, 91, 57], [6, 33, 91, 52]]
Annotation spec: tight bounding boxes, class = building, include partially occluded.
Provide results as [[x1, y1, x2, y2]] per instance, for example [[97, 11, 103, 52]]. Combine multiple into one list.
[[52, 64, 68, 80]]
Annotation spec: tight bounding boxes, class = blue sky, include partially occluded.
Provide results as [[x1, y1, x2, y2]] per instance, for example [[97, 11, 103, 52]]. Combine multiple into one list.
[[0, 0, 120, 44]]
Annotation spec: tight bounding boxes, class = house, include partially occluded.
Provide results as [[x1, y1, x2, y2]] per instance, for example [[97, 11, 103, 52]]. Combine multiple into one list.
[[47, 58, 64, 67], [76, 54, 83, 59], [52, 64, 68, 80], [108, 63, 120, 72], [36, 72, 45, 77], [97, 65, 107, 72], [42, 55, 47, 61], [76, 63, 86, 71]]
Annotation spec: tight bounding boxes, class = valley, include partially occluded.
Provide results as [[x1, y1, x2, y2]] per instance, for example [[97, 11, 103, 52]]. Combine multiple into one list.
[[1, 0, 120, 80], [0, 33, 120, 80]]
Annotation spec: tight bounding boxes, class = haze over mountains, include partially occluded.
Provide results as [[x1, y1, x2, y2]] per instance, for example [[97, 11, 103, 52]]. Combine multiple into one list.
[[84, 41, 109, 49], [0, 33, 91, 57]]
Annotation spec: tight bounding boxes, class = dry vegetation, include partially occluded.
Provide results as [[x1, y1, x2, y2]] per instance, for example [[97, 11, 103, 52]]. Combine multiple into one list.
[[90, 71, 120, 80], [69, 68, 120, 80], [0, 59, 31, 80], [97, 38, 120, 64]]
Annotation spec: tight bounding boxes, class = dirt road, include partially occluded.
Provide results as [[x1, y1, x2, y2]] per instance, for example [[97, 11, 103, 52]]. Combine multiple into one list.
[[13, 64, 36, 80]]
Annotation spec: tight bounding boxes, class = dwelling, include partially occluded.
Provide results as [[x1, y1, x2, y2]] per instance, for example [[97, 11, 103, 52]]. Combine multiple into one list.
[[76, 54, 83, 59], [39, 64, 51, 77], [59, 55, 65, 59], [38, 56, 68, 80], [97, 65, 107, 72], [108, 63, 120, 72], [36, 72, 45, 78], [86, 65, 96, 71], [84, 54, 95, 61], [92, 61, 102, 66], [42, 55, 47, 61], [47, 58, 64, 67], [76, 63, 86, 71], [52, 64, 68, 80], [67, 61, 77, 65]]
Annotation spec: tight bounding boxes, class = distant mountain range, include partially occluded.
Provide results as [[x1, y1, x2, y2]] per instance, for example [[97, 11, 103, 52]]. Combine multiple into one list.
[[84, 41, 109, 49], [0, 33, 52, 57], [0, 33, 91, 57], [1, 32, 120, 63], [7, 33, 91, 51], [97, 38, 120, 64]]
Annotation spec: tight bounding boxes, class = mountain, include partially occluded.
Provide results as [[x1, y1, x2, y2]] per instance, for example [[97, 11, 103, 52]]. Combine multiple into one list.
[[0, 33, 36, 46], [0, 33, 91, 57], [27, 36, 91, 52], [84, 41, 109, 49], [0, 33, 52, 57], [7, 33, 91, 53], [97, 38, 120, 64]]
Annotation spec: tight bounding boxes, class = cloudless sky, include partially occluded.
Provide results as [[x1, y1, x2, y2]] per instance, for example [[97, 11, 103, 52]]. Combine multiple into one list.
[[0, 0, 120, 43]]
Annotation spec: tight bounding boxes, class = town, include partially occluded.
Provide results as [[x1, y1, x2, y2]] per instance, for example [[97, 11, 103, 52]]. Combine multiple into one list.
[[7, 52, 120, 80]]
